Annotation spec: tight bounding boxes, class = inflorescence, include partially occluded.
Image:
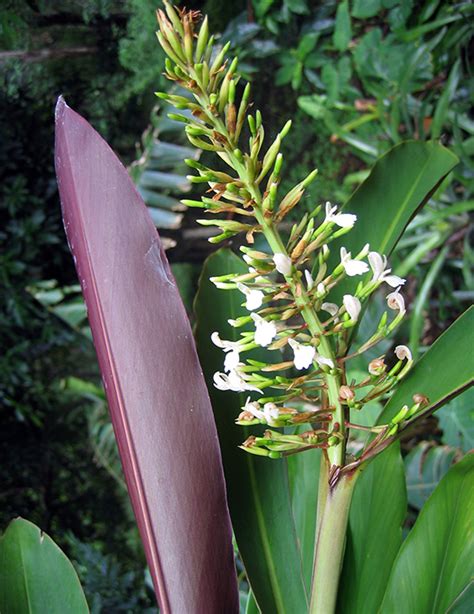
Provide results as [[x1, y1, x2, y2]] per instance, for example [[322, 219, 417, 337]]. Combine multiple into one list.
[[156, 3, 428, 466]]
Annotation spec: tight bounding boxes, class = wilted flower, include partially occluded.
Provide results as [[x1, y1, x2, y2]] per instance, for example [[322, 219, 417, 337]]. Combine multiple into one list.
[[273, 253, 292, 276], [321, 302, 339, 317], [251, 313, 277, 346], [369, 357, 386, 376], [395, 345, 412, 361], [340, 247, 369, 277], [315, 353, 335, 369], [343, 294, 361, 322], [325, 202, 357, 228], [236, 282, 264, 310], [339, 385, 355, 401], [386, 288, 406, 313], [288, 338, 316, 370], [368, 252, 406, 288]]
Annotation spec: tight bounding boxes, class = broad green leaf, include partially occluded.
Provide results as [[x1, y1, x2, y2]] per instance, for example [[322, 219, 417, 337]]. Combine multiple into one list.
[[328, 141, 458, 302], [404, 442, 457, 510], [437, 387, 474, 453], [287, 445, 321, 591], [333, 1, 352, 51], [380, 454, 474, 613], [194, 249, 308, 614], [0, 518, 89, 613], [351, 0, 382, 18], [378, 307, 474, 425], [337, 444, 406, 614]]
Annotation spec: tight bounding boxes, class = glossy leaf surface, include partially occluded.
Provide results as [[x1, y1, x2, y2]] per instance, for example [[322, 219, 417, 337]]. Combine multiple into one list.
[[55, 98, 238, 613], [378, 307, 474, 424], [380, 454, 474, 613], [405, 442, 457, 510], [338, 444, 406, 614], [0, 518, 88, 613], [194, 249, 308, 614], [287, 443, 321, 591], [327, 141, 458, 302], [437, 387, 474, 453]]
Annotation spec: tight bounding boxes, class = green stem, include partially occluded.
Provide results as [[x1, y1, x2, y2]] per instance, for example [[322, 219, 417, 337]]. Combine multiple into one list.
[[309, 471, 359, 614], [251, 209, 345, 466]]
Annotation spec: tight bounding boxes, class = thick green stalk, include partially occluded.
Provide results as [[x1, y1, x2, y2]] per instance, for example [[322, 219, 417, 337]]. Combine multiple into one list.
[[310, 471, 358, 614]]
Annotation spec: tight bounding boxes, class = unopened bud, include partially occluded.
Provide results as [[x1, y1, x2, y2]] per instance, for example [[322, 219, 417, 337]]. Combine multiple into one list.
[[339, 385, 355, 402], [368, 357, 386, 376], [413, 393, 429, 406]]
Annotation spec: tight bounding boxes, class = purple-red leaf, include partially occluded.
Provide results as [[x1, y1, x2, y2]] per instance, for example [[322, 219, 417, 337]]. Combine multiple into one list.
[[55, 97, 238, 613]]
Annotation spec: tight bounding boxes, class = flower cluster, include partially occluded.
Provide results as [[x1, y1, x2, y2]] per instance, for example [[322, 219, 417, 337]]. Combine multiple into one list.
[[156, 3, 426, 465]]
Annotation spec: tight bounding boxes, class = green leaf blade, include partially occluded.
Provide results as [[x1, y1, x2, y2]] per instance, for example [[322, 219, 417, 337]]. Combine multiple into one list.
[[338, 444, 407, 614], [380, 454, 474, 613], [0, 519, 89, 614], [328, 141, 458, 302], [378, 307, 474, 425]]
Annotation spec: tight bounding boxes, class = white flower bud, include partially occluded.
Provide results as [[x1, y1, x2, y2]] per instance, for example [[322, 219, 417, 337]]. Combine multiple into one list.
[[273, 253, 292, 276], [343, 294, 361, 322]]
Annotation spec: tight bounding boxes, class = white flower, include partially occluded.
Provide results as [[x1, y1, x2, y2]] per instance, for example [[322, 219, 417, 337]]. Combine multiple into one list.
[[224, 349, 240, 372], [251, 313, 277, 347], [325, 202, 357, 228], [395, 345, 412, 361], [243, 398, 264, 420], [243, 399, 280, 424], [213, 370, 262, 393], [315, 354, 335, 369], [304, 269, 314, 290], [316, 282, 326, 297], [288, 338, 316, 370], [273, 253, 292, 276], [211, 331, 240, 350], [368, 252, 406, 288], [340, 247, 369, 277], [386, 287, 406, 313], [236, 282, 264, 311], [343, 294, 361, 322], [321, 302, 339, 317]]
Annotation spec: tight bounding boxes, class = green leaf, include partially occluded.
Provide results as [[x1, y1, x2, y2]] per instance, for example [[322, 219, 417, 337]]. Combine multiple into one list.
[[378, 307, 474, 425], [437, 387, 474, 453], [337, 443, 406, 614], [431, 59, 461, 140], [333, 0, 352, 51], [351, 0, 382, 19], [194, 249, 308, 614], [404, 442, 457, 510], [380, 454, 474, 613], [287, 444, 321, 591], [328, 141, 458, 302], [0, 518, 89, 613]]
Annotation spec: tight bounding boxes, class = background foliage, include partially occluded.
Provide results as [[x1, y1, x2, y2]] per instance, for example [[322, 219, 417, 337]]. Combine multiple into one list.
[[1, 0, 472, 609]]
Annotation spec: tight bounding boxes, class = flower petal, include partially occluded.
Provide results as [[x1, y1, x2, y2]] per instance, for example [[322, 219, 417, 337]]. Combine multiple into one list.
[[273, 253, 292, 276]]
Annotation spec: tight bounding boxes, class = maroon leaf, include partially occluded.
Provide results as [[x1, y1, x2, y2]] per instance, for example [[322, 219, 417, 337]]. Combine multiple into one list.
[[55, 97, 238, 613]]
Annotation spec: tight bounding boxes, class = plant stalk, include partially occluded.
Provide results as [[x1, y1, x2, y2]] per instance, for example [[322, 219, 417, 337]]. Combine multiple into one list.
[[309, 470, 359, 614]]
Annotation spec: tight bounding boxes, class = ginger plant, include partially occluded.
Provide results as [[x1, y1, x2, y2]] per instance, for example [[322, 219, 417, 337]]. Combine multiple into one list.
[[156, 4, 432, 611]]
